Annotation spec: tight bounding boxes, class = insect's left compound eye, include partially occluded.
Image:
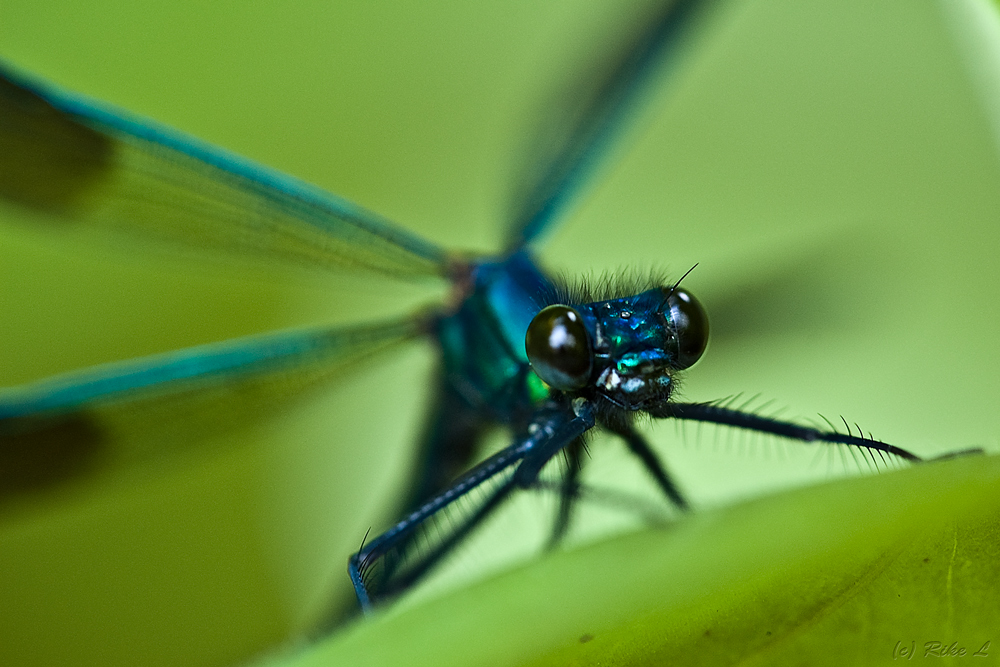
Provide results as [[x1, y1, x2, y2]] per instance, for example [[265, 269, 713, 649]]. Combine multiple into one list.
[[665, 287, 709, 370], [525, 305, 593, 391]]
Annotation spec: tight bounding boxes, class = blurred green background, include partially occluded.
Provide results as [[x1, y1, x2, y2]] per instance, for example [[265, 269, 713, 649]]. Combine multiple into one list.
[[1, 0, 999, 665]]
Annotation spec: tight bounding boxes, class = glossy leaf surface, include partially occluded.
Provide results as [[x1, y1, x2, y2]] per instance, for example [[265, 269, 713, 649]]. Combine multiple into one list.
[[265, 454, 1000, 667]]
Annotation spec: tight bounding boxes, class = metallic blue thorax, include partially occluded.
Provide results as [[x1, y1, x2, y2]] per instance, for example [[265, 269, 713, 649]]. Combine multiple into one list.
[[436, 252, 554, 421]]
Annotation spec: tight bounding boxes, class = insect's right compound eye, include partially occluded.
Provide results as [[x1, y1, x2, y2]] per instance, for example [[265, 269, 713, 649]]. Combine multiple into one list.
[[525, 304, 593, 391]]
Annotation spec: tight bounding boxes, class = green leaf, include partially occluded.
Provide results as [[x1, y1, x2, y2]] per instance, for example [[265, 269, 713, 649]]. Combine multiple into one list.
[[264, 454, 1000, 667]]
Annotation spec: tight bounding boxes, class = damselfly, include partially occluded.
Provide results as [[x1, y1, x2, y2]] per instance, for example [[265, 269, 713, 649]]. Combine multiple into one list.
[[0, 0, 994, 638]]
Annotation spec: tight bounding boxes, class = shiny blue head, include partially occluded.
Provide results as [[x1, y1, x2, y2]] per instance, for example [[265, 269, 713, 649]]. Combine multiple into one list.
[[525, 286, 708, 412]]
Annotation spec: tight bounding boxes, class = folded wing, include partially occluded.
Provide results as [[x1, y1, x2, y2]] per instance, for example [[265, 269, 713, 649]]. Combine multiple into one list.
[[0, 65, 450, 279], [0, 314, 425, 498]]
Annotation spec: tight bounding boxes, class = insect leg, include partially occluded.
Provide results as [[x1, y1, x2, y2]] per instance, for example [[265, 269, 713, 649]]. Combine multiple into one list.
[[360, 476, 520, 609], [605, 420, 689, 510], [402, 377, 487, 513], [652, 402, 921, 460], [546, 436, 585, 550], [349, 403, 595, 611]]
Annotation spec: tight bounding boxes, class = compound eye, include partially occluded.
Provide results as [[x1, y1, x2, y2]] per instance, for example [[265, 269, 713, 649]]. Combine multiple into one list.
[[525, 305, 593, 391], [665, 287, 709, 370]]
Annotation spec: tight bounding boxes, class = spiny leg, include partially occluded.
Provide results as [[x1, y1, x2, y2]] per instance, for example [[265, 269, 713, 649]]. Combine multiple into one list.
[[350, 404, 595, 611], [546, 436, 585, 550], [651, 401, 984, 462], [350, 454, 521, 612], [602, 419, 689, 510], [403, 378, 487, 513], [314, 378, 488, 630], [371, 477, 519, 602]]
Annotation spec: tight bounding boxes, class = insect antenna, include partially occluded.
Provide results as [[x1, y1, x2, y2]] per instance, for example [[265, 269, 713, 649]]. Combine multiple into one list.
[[657, 263, 699, 310]]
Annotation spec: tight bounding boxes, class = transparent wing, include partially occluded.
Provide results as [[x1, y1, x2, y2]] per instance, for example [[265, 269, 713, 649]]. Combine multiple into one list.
[[0, 314, 425, 498], [506, 0, 717, 249], [0, 64, 450, 279]]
